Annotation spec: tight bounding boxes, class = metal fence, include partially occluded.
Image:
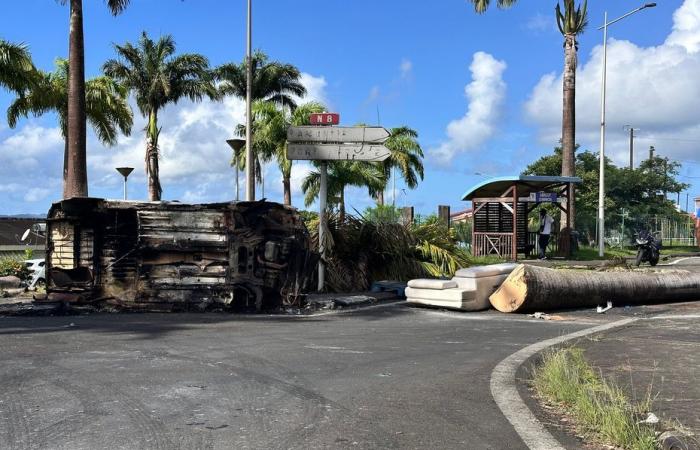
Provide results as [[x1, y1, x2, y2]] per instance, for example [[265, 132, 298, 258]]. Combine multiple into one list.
[[605, 215, 696, 247]]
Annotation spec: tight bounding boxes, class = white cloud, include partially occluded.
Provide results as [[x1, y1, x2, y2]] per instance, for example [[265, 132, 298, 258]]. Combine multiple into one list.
[[667, 0, 700, 53], [525, 0, 700, 166], [24, 187, 51, 203], [298, 72, 330, 108], [525, 13, 554, 34], [400, 58, 413, 79], [429, 51, 507, 165], [365, 85, 381, 104]]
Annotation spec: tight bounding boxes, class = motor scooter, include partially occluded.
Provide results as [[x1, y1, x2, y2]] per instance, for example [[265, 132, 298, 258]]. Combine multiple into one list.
[[634, 229, 662, 266]]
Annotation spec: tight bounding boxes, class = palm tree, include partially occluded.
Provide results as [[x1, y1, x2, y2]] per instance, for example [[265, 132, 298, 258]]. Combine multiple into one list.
[[6, 58, 133, 191], [380, 126, 424, 206], [557, 0, 588, 230], [468, 0, 517, 13], [215, 51, 306, 109], [302, 161, 386, 222], [60, 0, 131, 199], [103, 32, 217, 201], [0, 39, 35, 93], [240, 100, 326, 206]]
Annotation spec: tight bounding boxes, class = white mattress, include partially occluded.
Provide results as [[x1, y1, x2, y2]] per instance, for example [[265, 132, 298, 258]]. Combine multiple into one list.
[[407, 279, 457, 290], [405, 286, 475, 301], [454, 263, 517, 279]]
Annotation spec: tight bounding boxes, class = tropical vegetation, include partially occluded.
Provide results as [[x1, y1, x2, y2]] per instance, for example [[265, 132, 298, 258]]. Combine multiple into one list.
[[378, 126, 424, 206], [103, 32, 218, 201], [6, 59, 133, 188], [307, 210, 475, 292], [302, 161, 386, 222], [0, 39, 35, 93], [468, 0, 517, 13], [216, 51, 307, 110], [60, 0, 131, 199]]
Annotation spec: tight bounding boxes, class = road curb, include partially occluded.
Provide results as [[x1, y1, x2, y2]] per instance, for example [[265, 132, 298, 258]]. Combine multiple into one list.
[[489, 317, 638, 450]]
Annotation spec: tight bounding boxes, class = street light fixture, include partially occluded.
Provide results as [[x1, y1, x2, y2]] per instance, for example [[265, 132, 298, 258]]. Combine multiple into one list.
[[116, 167, 134, 200], [597, 2, 656, 257], [227, 138, 245, 201]]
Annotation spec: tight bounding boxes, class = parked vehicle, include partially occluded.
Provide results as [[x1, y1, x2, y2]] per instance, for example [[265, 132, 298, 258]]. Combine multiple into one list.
[[24, 258, 45, 287], [634, 230, 662, 266]]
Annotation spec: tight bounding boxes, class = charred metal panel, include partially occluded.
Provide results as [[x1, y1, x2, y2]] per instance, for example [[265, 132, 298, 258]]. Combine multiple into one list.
[[46, 198, 315, 311]]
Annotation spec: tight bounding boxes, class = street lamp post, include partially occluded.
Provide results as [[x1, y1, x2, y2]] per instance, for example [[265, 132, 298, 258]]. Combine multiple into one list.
[[116, 167, 134, 200], [226, 139, 245, 201], [245, 0, 254, 201], [597, 3, 656, 257]]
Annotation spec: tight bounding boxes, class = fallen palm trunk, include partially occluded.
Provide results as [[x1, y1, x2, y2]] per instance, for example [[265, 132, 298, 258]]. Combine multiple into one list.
[[489, 264, 700, 313]]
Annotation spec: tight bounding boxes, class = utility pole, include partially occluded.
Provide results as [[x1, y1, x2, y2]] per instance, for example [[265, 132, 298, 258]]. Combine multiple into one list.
[[623, 125, 636, 169], [649, 145, 655, 161]]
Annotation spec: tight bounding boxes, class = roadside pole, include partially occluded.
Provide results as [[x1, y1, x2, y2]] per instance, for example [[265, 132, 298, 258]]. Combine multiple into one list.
[[318, 162, 328, 291], [286, 114, 391, 292]]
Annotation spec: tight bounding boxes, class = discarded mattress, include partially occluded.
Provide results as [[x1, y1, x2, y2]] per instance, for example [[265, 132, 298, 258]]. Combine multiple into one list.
[[406, 263, 517, 311]]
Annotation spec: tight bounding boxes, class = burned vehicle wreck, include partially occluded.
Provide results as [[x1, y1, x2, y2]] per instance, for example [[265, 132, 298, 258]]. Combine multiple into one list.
[[46, 198, 315, 311]]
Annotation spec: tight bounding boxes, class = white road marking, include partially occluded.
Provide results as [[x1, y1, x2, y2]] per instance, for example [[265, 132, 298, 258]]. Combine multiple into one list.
[[490, 317, 638, 450], [660, 256, 700, 266]]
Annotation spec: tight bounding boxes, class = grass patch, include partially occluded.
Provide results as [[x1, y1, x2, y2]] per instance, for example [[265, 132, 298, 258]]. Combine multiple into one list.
[[532, 347, 658, 450], [572, 245, 699, 261]]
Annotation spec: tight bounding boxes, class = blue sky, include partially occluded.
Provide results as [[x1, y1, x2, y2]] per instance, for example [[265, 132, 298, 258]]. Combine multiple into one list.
[[1, 0, 698, 216]]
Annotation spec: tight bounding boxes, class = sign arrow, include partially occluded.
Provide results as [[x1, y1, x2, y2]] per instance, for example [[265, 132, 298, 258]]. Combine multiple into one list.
[[287, 143, 391, 161], [287, 126, 390, 144]]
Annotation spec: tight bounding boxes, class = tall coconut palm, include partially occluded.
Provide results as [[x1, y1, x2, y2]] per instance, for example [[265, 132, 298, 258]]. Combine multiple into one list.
[[215, 51, 306, 109], [239, 100, 326, 206], [103, 32, 217, 201], [380, 126, 424, 206], [302, 161, 386, 223], [7, 58, 133, 188], [557, 0, 587, 230], [60, 0, 131, 199], [0, 39, 35, 93], [468, 0, 517, 13]]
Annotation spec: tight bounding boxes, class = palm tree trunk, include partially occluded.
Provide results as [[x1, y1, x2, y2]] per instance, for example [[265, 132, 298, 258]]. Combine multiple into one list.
[[376, 190, 385, 206], [339, 187, 346, 223], [283, 175, 291, 206], [146, 109, 162, 201], [64, 0, 88, 198], [561, 33, 577, 231], [490, 264, 700, 313]]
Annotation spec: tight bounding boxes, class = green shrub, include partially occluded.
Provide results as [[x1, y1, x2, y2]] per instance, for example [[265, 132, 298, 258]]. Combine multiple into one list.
[[0, 258, 30, 280]]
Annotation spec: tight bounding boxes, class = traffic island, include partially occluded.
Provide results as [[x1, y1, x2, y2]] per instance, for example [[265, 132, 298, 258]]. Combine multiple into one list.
[[520, 314, 700, 450]]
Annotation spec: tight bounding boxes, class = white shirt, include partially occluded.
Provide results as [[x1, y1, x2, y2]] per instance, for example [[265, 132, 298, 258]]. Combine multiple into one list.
[[541, 215, 554, 235]]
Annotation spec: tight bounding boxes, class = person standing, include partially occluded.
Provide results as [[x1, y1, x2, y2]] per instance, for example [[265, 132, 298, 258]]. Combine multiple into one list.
[[538, 209, 554, 260]]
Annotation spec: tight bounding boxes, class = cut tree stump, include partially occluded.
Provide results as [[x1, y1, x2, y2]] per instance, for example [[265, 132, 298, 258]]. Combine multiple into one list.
[[489, 264, 700, 313]]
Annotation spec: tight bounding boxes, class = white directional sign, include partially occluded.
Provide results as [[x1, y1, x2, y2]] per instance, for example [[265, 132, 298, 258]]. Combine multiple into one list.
[[287, 126, 390, 144], [287, 143, 390, 161]]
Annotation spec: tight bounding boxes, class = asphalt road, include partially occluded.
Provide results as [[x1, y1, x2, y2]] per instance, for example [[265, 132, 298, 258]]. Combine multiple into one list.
[[0, 305, 599, 450]]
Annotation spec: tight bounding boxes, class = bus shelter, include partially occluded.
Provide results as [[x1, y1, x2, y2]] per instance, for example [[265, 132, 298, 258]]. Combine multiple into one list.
[[462, 176, 582, 260]]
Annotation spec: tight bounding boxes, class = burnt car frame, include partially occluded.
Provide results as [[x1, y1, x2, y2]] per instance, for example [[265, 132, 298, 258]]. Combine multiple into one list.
[[46, 198, 315, 311]]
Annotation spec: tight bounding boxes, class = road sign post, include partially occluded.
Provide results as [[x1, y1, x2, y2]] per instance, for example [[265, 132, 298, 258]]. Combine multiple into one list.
[[318, 162, 328, 291], [286, 118, 391, 291]]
